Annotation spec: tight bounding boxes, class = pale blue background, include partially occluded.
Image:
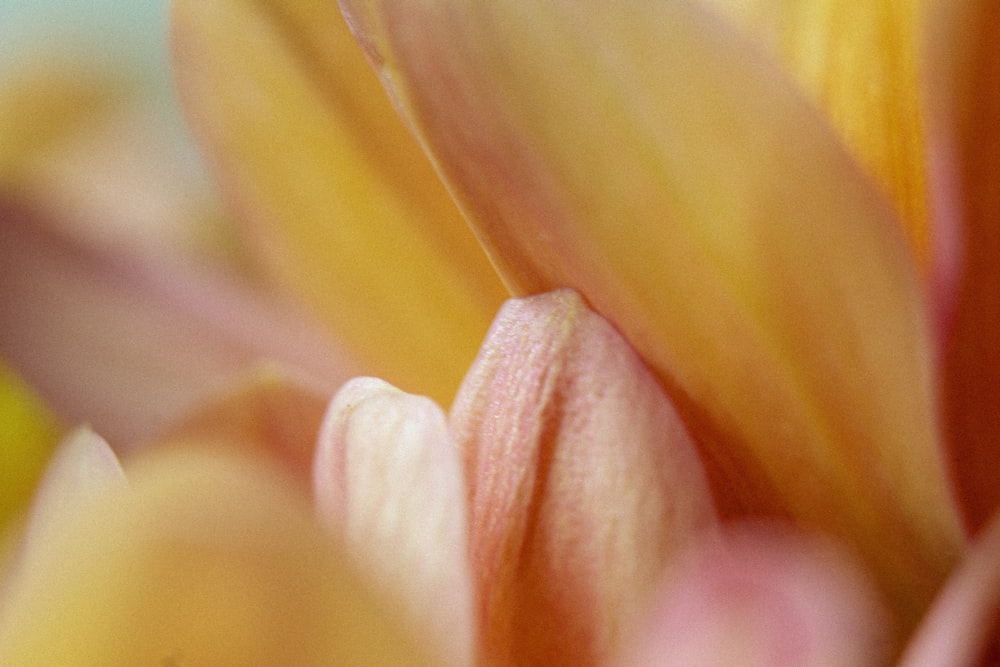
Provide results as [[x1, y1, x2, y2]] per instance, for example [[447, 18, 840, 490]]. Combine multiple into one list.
[[1, 1, 169, 78], [0, 0, 211, 190]]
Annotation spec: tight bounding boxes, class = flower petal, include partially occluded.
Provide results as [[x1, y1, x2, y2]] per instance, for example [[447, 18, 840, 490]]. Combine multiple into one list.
[[901, 510, 1000, 666], [18, 428, 126, 552], [0, 194, 352, 446], [314, 377, 474, 666], [0, 448, 433, 665], [171, 0, 508, 404], [700, 0, 932, 266], [618, 523, 890, 666], [155, 365, 331, 488], [353, 0, 963, 627], [450, 290, 716, 665], [928, 0, 1000, 533], [0, 362, 62, 533]]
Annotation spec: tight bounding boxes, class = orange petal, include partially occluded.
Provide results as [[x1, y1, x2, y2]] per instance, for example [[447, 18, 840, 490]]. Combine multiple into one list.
[[450, 289, 716, 665], [901, 510, 1000, 666], [618, 523, 890, 666], [314, 377, 474, 666], [0, 194, 352, 446], [699, 0, 932, 267], [355, 0, 963, 627], [155, 365, 331, 488], [171, 0, 508, 404], [928, 0, 1000, 533], [0, 448, 433, 665]]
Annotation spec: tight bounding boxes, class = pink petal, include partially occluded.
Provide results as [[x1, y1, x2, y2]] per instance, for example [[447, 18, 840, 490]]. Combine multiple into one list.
[[0, 194, 355, 447], [619, 523, 891, 666], [451, 289, 716, 665]]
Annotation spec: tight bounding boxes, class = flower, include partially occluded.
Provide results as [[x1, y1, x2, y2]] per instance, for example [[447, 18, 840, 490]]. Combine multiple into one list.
[[3, 0, 1000, 664]]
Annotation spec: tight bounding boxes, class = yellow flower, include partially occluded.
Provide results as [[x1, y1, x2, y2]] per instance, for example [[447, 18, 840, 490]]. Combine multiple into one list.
[[3, 0, 1000, 664]]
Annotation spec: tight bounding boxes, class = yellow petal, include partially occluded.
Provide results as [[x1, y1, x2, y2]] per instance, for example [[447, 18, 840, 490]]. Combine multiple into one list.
[[929, 0, 1000, 533], [171, 0, 508, 404], [0, 362, 62, 533], [354, 0, 963, 630], [700, 0, 932, 267], [314, 377, 475, 666], [450, 290, 716, 665], [0, 448, 434, 665]]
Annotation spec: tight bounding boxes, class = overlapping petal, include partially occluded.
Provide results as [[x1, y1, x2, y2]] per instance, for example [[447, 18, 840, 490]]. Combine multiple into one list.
[[0, 448, 433, 665], [450, 290, 716, 665], [927, 0, 1000, 533], [171, 0, 508, 404], [345, 0, 963, 629], [700, 0, 932, 265]]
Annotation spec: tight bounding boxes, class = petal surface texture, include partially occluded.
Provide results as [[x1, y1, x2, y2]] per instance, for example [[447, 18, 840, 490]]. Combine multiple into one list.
[[619, 524, 890, 666], [450, 290, 717, 665], [930, 0, 1000, 532], [350, 0, 963, 627], [0, 448, 433, 665], [700, 0, 932, 265], [171, 0, 507, 404], [314, 377, 475, 666]]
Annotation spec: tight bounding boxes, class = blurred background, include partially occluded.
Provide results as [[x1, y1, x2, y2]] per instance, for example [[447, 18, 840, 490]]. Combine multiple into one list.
[[0, 0, 300, 528], [0, 0, 227, 257]]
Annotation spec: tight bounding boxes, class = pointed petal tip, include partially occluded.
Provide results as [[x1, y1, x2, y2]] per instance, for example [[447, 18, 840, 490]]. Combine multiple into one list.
[[452, 288, 716, 664]]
